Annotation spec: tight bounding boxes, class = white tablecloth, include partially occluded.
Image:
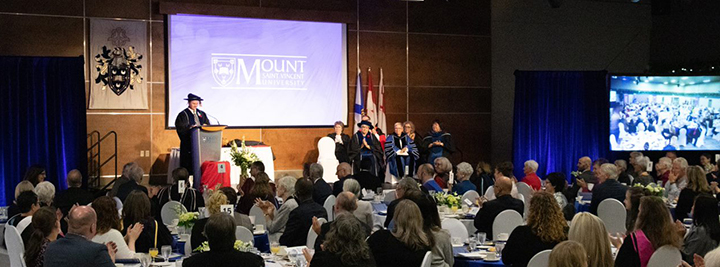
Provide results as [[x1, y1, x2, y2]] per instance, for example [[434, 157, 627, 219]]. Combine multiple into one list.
[[168, 146, 275, 184]]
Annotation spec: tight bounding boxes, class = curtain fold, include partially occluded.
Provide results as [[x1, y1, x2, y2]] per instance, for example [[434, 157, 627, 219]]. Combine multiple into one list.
[[512, 71, 608, 183], [0, 56, 87, 206]]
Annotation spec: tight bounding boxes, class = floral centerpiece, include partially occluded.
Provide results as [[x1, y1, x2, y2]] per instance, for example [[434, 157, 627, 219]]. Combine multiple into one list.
[[194, 240, 253, 253], [432, 192, 460, 208], [229, 137, 261, 177], [176, 209, 199, 229], [634, 183, 665, 197]]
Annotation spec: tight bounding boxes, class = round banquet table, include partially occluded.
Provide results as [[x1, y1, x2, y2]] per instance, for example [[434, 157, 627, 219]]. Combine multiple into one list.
[[453, 247, 505, 267], [174, 231, 271, 255]]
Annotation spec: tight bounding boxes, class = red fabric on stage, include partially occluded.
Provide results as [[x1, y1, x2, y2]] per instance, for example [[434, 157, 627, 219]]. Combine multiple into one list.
[[200, 161, 231, 192]]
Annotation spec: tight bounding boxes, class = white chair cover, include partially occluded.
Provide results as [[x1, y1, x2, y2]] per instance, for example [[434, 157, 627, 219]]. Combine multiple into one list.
[[441, 218, 469, 242], [306, 218, 327, 248], [383, 190, 397, 204], [461, 190, 480, 206], [492, 210, 523, 241], [235, 226, 255, 245], [317, 137, 339, 184], [161, 201, 186, 226], [647, 245, 681, 267], [420, 251, 432, 267], [16, 216, 32, 234], [597, 198, 627, 235], [528, 249, 552, 267], [113, 197, 123, 210], [516, 182, 532, 217], [323, 195, 337, 221], [4, 225, 26, 267], [484, 186, 495, 200], [249, 205, 266, 228]]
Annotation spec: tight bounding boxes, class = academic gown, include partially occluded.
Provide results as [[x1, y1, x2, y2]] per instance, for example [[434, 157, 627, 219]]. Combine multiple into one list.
[[175, 108, 210, 174], [384, 133, 419, 178], [349, 131, 384, 177]]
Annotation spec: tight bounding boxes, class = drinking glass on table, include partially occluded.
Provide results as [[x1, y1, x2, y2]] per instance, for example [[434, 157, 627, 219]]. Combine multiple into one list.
[[161, 245, 172, 262], [149, 247, 159, 262], [468, 235, 477, 251], [477, 232, 487, 245], [495, 242, 506, 257], [270, 241, 281, 255], [138, 253, 151, 267]]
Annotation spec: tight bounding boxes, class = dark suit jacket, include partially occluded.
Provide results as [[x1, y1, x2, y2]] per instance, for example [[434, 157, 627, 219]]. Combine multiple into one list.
[[332, 175, 354, 196], [313, 178, 333, 205], [354, 171, 381, 191], [279, 198, 328, 246], [182, 248, 264, 267], [473, 195, 524, 238], [589, 179, 627, 215], [55, 187, 95, 216], [313, 214, 371, 250], [115, 180, 148, 203], [328, 133, 351, 164], [44, 234, 115, 267]]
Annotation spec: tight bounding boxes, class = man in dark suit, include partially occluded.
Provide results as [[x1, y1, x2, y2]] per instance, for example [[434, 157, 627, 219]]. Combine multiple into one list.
[[589, 163, 627, 215], [44, 206, 116, 267], [55, 170, 94, 217], [566, 156, 596, 201], [309, 163, 332, 205], [279, 178, 328, 246], [473, 176, 524, 239], [313, 192, 371, 250], [174, 93, 211, 175], [115, 163, 148, 202], [354, 158, 382, 191], [332, 163, 354, 196]]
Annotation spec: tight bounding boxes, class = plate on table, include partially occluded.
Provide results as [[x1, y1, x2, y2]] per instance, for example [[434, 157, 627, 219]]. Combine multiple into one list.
[[153, 253, 183, 260], [484, 257, 501, 262], [458, 251, 486, 259], [151, 262, 172, 266], [477, 245, 493, 250]]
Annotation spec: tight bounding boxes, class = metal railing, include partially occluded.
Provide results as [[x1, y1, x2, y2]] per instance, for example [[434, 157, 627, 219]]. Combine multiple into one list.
[[87, 131, 118, 190]]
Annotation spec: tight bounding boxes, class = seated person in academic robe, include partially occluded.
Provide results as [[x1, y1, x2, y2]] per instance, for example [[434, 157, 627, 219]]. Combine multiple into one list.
[[349, 121, 383, 178], [421, 120, 455, 166], [328, 121, 351, 164], [385, 122, 420, 181], [156, 167, 204, 212]]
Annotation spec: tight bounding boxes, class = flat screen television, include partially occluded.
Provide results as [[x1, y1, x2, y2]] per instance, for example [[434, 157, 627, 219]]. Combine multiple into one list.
[[610, 75, 720, 151]]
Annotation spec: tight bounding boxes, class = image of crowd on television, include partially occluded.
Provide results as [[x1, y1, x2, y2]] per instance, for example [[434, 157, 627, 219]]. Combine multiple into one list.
[[610, 92, 720, 151]]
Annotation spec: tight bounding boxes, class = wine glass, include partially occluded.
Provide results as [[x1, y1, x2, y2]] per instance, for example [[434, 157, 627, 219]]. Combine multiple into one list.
[[149, 247, 159, 262], [161, 245, 172, 262], [138, 253, 151, 267], [270, 241, 280, 255]]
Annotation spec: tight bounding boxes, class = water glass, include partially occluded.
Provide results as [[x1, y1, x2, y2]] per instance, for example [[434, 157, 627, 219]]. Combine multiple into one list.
[[376, 187, 383, 196], [468, 236, 477, 251], [495, 242, 506, 257], [138, 254, 151, 267], [477, 232, 487, 245], [161, 245, 172, 262]]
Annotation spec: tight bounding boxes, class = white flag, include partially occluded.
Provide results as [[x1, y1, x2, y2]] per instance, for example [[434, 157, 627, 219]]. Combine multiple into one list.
[[377, 68, 387, 133]]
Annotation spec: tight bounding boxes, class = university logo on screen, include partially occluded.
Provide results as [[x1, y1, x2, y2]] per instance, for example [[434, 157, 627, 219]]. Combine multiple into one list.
[[211, 53, 308, 90]]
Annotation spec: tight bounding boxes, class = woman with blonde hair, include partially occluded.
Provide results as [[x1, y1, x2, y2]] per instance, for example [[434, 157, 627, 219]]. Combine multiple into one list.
[[675, 165, 711, 221], [368, 200, 432, 267], [503, 191, 568, 267], [433, 157, 452, 188], [548, 240, 588, 267], [403, 121, 424, 163], [190, 191, 228, 250], [8, 180, 35, 218], [569, 212, 613, 267]]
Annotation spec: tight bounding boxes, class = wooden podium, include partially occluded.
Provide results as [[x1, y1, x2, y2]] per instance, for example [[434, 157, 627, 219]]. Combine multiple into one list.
[[191, 125, 226, 189]]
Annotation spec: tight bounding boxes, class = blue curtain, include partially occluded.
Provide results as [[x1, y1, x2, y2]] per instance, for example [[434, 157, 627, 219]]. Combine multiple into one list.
[[512, 71, 608, 182], [0, 56, 87, 206]]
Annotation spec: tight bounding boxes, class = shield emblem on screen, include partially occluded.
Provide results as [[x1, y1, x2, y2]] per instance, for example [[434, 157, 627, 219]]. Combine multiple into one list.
[[211, 57, 236, 87]]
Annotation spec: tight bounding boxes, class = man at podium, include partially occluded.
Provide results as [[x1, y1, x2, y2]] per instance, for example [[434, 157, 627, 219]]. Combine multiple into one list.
[[175, 93, 211, 174]]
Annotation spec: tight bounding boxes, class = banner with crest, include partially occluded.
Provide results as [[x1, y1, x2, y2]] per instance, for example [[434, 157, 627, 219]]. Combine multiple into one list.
[[88, 19, 148, 109]]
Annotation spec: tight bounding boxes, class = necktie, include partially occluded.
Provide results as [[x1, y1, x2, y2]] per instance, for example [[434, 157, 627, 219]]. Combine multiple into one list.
[[193, 110, 201, 126]]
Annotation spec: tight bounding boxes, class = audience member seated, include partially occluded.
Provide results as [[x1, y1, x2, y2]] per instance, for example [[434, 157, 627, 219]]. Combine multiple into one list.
[[384, 177, 424, 228], [700, 153, 714, 173], [589, 163, 627, 215], [342, 178, 374, 228], [656, 157, 672, 185], [7, 191, 40, 241], [569, 212, 614, 267], [55, 170, 94, 218], [492, 161, 519, 199], [44, 206, 116, 267], [182, 213, 264, 267], [615, 159, 633, 185], [8, 180, 35, 219], [303, 213, 376, 267], [23, 164, 46, 187], [308, 163, 333, 205], [157, 167, 204, 212], [425, 204, 453, 267], [503, 191, 567, 267], [666, 157, 689, 201], [548, 241, 588, 267], [91, 196, 143, 259], [110, 162, 139, 198], [191, 191, 228, 250], [256, 176, 298, 241], [238, 161, 265, 197], [115, 163, 148, 202], [433, 157, 452, 189], [313, 192, 370, 250], [624, 187, 650, 234], [237, 171, 277, 214], [613, 196, 681, 267], [567, 156, 594, 199], [34, 181, 55, 207], [631, 156, 654, 183], [419, 163, 442, 193], [279, 178, 328, 246], [332, 163, 353, 196], [675, 166, 711, 221], [451, 162, 476, 195], [368, 200, 432, 267], [473, 176, 524, 239], [544, 172, 574, 220], [520, 160, 542, 190], [218, 187, 253, 232], [470, 161, 494, 195], [23, 207, 60, 267], [676, 194, 720, 265], [354, 158, 382, 191], [121, 191, 172, 253], [592, 158, 610, 183]]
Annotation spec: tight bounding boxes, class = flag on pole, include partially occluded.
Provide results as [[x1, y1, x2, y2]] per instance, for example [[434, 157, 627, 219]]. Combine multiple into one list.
[[366, 68, 378, 126], [377, 68, 387, 133], [353, 69, 364, 132]]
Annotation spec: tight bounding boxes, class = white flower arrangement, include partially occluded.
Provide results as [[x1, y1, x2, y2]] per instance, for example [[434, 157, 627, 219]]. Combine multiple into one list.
[[634, 183, 665, 197], [193, 240, 253, 253], [432, 192, 460, 208], [229, 137, 261, 177]]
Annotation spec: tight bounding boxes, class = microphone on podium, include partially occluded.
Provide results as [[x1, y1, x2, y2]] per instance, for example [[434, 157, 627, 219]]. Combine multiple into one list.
[[207, 114, 221, 125]]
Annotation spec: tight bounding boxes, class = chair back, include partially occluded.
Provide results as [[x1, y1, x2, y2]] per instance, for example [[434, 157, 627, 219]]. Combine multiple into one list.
[[5, 225, 26, 267], [597, 198, 627, 234], [647, 245, 682, 267], [317, 137, 340, 184], [484, 186, 495, 199], [383, 190, 397, 204], [235, 226, 255, 245], [161, 201, 186, 226], [527, 249, 552, 267], [249, 205, 266, 227], [323, 195, 337, 222], [420, 251, 432, 267], [306, 218, 327, 248], [461, 190, 480, 206], [517, 194, 526, 218], [492, 209, 523, 241], [441, 218, 469, 242]]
